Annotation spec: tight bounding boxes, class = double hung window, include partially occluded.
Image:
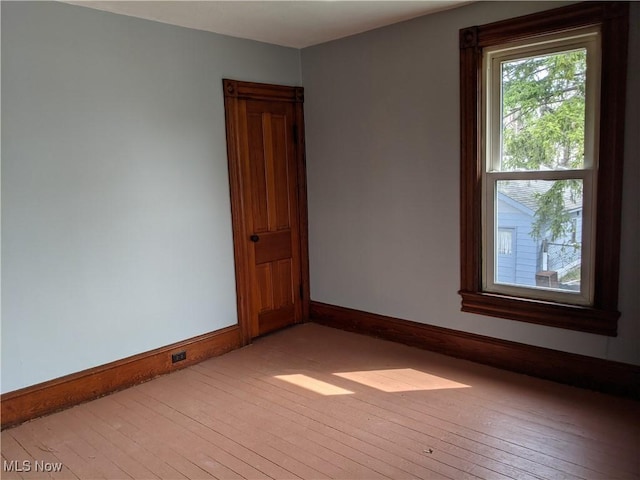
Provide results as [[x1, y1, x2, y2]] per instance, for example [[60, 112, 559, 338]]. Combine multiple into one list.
[[484, 29, 599, 306], [459, 2, 629, 335]]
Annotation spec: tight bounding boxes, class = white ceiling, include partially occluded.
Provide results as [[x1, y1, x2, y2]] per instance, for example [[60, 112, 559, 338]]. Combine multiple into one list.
[[64, 1, 469, 48]]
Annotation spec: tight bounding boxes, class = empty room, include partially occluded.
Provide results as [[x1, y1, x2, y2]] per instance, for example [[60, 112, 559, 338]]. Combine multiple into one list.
[[2, 1, 639, 479]]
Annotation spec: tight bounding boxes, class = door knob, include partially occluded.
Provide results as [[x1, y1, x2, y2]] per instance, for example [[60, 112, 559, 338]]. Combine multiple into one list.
[[250, 235, 260, 242]]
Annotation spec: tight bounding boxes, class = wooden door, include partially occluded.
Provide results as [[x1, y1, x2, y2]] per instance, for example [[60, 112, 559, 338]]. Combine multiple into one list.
[[223, 80, 309, 341]]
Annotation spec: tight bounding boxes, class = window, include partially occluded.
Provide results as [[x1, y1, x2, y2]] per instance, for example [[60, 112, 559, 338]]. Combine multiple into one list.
[[459, 2, 629, 335], [497, 229, 513, 256], [485, 28, 598, 306]]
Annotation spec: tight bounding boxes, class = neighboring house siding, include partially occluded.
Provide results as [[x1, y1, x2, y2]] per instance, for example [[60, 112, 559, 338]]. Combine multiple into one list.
[[497, 193, 584, 287], [546, 209, 583, 280], [496, 195, 538, 286]]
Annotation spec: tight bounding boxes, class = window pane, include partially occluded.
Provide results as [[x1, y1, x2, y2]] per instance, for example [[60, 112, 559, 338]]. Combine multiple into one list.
[[499, 49, 586, 172], [496, 180, 583, 292]]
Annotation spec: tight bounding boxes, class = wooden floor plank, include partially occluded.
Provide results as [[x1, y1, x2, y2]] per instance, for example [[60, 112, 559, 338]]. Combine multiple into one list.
[[186, 364, 477, 479], [193, 361, 541, 480], [94, 394, 218, 479], [80, 398, 189, 479], [2, 323, 638, 480], [174, 368, 442, 479], [250, 325, 639, 478], [111, 388, 293, 479], [122, 388, 277, 480], [194, 352, 552, 478], [37, 412, 130, 480], [136, 379, 353, 480], [343, 367, 628, 476], [1, 441, 29, 480], [8, 421, 76, 480], [16, 417, 108, 480], [69, 406, 188, 480], [63, 408, 160, 480], [2, 453, 24, 480], [198, 345, 576, 480]]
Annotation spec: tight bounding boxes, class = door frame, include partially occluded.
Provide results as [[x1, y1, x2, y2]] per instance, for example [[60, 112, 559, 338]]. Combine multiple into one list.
[[222, 79, 310, 345]]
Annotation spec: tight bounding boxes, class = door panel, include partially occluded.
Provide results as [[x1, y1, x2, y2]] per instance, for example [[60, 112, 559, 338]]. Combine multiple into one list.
[[224, 79, 307, 341], [258, 304, 295, 336], [247, 113, 269, 233], [255, 264, 274, 312], [273, 259, 294, 308], [271, 115, 292, 231], [254, 231, 292, 265]]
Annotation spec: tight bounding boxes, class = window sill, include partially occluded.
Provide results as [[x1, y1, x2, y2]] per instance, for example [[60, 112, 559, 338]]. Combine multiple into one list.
[[459, 290, 619, 336]]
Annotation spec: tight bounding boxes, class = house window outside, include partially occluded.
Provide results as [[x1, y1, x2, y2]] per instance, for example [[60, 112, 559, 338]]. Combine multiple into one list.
[[497, 229, 513, 256], [459, 2, 629, 336]]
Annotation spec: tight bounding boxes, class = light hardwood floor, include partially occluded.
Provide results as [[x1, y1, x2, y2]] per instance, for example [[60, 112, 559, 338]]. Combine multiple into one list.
[[2, 323, 639, 479]]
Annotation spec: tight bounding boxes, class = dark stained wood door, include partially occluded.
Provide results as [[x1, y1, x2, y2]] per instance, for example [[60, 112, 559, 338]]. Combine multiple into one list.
[[223, 80, 309, 341]]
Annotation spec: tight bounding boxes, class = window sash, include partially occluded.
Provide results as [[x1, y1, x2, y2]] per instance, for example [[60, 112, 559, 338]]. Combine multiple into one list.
[[481, 31, 600, 307], [486, 30, 600, 174], [483, 170, 596, 306]]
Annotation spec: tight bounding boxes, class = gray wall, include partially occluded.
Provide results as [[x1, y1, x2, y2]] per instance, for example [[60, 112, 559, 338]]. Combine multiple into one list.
[[1, 1, 301, 393], [302, 1, 640, 365]]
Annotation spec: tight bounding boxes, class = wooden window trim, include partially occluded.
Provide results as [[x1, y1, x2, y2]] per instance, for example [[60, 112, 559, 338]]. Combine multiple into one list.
[[459, 2, 629, 336]]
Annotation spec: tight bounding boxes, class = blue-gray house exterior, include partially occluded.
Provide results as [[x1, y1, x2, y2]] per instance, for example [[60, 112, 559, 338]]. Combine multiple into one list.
[[496, 187, 582, 289]]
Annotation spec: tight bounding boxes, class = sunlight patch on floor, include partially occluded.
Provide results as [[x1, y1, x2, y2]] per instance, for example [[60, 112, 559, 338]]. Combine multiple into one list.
[[333, 368, 470, 392], [274, 374, 354, 395]]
